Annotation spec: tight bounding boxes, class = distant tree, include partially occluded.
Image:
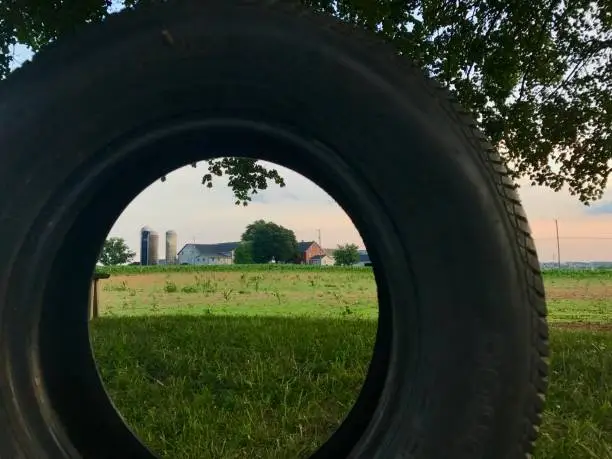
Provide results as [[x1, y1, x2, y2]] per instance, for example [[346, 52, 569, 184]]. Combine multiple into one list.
[[334, 243, 360, 266], [98, 237, 136, 266], [233, 241, 254, 264], [241, 220, 298, 263]]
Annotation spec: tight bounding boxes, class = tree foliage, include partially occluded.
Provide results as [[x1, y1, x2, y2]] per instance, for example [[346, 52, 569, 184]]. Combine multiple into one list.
[[199, 158, 285, 206], [333, 243, 360, 266], [241, 220, 298, 263], [98, 237, 136, 266], [233, 241, 254, 264], [2, 0, 611, 203]]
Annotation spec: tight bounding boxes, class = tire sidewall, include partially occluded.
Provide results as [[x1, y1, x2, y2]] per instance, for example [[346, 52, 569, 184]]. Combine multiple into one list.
[[0, 4, 536, 458]]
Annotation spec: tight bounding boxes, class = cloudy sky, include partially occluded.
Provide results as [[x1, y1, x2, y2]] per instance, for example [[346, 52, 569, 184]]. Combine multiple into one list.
[[107, 162, 612, 263]]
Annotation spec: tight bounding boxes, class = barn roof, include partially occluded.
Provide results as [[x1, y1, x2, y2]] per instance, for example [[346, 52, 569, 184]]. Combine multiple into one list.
[[297, 241, 316, 252], [179, 242, 240, 256]]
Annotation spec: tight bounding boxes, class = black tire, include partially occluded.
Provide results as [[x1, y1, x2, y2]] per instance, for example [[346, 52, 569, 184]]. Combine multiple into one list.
[[0, 1, 548, 458]]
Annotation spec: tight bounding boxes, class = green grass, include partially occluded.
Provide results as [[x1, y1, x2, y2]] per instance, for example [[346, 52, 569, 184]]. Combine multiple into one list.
[[92, 315, 374, 458], [542, 268, 612, 280], [98, 270, 377, 319], [91, 266, 612, 458], [535, 330, 612, 458], [547, 299, 612, 323]]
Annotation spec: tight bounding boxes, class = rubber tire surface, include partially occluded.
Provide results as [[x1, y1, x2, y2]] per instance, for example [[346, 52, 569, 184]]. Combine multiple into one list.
[[0, 1, 548, 458]]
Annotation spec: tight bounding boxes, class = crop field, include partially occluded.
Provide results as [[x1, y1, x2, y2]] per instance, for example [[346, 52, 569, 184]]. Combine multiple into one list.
[[91, 266, 611, 458]]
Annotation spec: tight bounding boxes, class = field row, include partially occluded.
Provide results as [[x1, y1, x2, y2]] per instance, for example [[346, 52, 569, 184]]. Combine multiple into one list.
[[98, 270, 612, 324], [97, 264, 612, 278]]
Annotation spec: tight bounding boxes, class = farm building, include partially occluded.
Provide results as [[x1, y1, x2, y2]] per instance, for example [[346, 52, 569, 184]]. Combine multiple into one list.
[[297, 241, 328, 264], [177, 242, 240, 265], [177, 240, 340, 266], [353, 251, 371, 266], [309, 254, 335, 266], [140, 226, 159, 265]]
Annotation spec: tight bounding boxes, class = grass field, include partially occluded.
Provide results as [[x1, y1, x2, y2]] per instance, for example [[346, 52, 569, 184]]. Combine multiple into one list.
[[91, 267, 612, 458]]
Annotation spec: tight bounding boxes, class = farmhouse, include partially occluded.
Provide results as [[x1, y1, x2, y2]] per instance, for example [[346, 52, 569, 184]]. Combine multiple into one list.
[[177, 242, 240, 265], [297, 241, 328, 264]]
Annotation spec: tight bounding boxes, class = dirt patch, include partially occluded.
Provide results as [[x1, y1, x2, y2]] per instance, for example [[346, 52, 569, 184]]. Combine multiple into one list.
[[545, 284, 612, 300], [550, 321, 612, 332]]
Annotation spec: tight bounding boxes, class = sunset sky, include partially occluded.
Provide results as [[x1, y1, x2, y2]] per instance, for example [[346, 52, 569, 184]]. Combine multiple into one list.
[[108, 163, 612, 263]]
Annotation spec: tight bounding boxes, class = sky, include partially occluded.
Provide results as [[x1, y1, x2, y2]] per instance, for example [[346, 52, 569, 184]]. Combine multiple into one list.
[[109, 163, 360, 255], [8, 31, 612, 263]]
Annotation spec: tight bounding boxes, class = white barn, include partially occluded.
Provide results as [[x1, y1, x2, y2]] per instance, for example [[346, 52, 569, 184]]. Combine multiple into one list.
[[309, 254, 335, 266], [177, 242, 240, 265]]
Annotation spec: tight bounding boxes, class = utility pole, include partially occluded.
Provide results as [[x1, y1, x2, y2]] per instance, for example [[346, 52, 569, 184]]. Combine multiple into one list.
[[317, 228, 322, 248], [554, 219, 561, 269]]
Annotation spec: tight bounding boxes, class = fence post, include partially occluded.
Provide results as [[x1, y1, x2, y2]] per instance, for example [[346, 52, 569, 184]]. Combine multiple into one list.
[[90, 273, 110, 320]]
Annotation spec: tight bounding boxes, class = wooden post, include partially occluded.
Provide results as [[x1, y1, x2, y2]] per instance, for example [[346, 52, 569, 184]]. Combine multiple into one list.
[[554, 219, 561, 269], [90, 273, 110, 320]]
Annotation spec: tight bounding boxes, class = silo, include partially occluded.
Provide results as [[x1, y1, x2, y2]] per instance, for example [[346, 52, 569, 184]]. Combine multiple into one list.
[[148, 231, 159, 265], [140, 226, 153, 265], [166, 230, 178, 265]]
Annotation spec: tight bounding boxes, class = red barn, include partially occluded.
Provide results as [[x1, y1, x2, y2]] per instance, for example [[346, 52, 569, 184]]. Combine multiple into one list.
[[297, 241, 326, 264]]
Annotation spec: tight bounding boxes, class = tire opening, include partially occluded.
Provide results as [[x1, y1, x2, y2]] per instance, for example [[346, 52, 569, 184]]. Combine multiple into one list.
[[90, 157, 379, 458]]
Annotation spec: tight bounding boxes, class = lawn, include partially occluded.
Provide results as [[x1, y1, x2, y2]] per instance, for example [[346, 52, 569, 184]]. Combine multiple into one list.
[[91, 267, 612, 458]]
